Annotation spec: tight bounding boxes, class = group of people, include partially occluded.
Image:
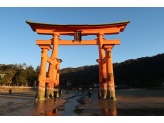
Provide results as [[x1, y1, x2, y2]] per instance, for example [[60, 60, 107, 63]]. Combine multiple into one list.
[[88, 90, 101, 101]]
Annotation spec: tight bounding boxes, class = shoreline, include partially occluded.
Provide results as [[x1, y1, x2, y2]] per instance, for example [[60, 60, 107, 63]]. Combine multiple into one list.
[[1, 89, 164, 116]]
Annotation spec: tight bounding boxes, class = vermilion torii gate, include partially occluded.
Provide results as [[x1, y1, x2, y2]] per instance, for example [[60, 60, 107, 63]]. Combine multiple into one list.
[[26, 20, 130, 100]]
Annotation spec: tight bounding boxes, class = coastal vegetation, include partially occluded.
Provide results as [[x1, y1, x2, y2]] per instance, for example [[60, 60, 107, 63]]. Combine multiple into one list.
[[0, 53, 164, 88]]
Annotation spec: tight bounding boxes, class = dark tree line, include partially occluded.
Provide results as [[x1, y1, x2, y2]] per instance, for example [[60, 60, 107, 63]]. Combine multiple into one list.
[[113, 53, 164, 88], [59, 53, 164, 88], [59, 65, 99, 87], [1, 53, 164, 88]]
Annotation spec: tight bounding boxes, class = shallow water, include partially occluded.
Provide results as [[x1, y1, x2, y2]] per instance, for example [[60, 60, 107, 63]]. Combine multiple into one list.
[[1, 89, 164, 116]]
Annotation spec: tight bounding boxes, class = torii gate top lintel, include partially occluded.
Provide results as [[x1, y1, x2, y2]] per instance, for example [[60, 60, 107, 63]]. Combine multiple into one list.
[[26, 20, 130, 35]]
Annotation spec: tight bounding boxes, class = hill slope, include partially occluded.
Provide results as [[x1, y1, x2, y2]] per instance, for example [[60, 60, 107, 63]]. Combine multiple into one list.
[[59, 53, 164, 88]]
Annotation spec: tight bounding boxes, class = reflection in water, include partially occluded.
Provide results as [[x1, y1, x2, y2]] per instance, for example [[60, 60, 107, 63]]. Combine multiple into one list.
[[45, 108, 60, 116], [34, 94, 117, 116], [34, 100, 45, 115], [101, 108, 117, 116], [34, 99, 59, 116], [99, 100, 117, 116], [35, 99, 60, 116]]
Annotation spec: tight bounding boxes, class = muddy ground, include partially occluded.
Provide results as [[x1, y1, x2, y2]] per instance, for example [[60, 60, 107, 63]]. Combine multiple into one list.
[[0, 89, 164, 116]]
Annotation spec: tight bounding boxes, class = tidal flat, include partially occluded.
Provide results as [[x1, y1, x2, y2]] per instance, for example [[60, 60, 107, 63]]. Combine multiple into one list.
[[0, 89, 164, 116]]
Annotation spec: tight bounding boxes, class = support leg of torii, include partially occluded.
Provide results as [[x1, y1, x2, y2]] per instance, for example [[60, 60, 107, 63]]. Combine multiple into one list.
[[47, 63, 54, 98], [46, 83, 54, 98], [96, 59, 104, 98], [36, 45, 51, 100], [56, 59, 62, 97], [103, 44, 116, 100], [46, 62, 54, 98], [53, 33, 59, 96], [97, 32, 107, 98]]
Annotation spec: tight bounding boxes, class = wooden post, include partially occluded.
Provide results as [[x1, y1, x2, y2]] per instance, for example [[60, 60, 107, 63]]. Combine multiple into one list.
[[47, 55, 54, 98], [102, 44, 116, 100], [52, 33, 59, 96], [36, 45, 51, 100], [56, 59, 62, 97], [97, 33, 107, 98]]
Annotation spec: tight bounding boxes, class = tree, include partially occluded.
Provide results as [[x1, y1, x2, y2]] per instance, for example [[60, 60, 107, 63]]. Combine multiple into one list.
[[18, 63, 23, 70], [17, 69, 28, 86], [12, 69, 28, 86], [0, 74, 10, 85], [26, 65, 34, 86], [7, 69, 15, 85]]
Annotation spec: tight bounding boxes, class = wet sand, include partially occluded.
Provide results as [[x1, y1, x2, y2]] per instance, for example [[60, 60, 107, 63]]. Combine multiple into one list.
[[79, 89, 164, 116], [1, 89, 164, 116], [0, 90, 76, 116]]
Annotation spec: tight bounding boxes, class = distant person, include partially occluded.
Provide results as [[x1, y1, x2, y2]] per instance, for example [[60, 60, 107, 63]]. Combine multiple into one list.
[[97, 90, 101, 100], [66, 89, 68, 93], [53, 89, 57, 103], [59, 88, 61, 96], [88, 90, 92, 101], [9, 88, 12, 96]]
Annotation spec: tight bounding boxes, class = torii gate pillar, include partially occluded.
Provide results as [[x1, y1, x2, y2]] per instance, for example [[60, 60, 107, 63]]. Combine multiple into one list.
[[56, 59, 62, 97], [97, 32, 107, 98], [102, 44, 116, 100], [36, 45, 52, 100]]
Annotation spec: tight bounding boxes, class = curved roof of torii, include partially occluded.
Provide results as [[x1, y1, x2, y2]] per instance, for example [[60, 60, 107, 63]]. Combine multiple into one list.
[[26, 20, 130, 35], [26, 20, 130, 26]]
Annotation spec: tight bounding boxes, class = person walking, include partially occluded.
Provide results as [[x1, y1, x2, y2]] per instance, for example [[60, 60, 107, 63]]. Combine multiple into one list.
[[53, 89, 57, 103], [59, 88, 61, 96], [66, 89, 68, 93], [97, 90, 101, 100], [9, 88, 12, 96], [88, 90, 92, 101]]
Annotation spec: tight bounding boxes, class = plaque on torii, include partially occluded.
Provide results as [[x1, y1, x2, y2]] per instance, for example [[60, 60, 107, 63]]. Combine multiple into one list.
[[26, 20, 130, 100]]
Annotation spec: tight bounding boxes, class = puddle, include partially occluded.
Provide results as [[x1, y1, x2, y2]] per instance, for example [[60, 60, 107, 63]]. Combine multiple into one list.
[[43, 94, 85, 116], [76, 97, 85, 105], [73, 96, 85, 115], [57, 105, 65, 111]]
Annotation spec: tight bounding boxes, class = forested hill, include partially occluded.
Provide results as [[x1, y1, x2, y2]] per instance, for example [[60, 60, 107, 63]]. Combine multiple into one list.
[[59, 53, 164, 88], [1, 53, 164, 88], [59, 65, 99, 86]]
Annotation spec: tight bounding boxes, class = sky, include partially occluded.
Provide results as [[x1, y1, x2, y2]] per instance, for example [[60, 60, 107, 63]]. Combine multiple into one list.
[[0, 6, 164, 71]]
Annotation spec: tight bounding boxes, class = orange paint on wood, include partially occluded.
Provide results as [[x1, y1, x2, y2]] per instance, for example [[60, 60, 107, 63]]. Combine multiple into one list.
[[56, 59, 62, 86], [35, 29, 120, 35], [36, 39, 120, 45], [97, 33, 106, 82], [51, 33, 59, 83], [47, 56, 53, 64]]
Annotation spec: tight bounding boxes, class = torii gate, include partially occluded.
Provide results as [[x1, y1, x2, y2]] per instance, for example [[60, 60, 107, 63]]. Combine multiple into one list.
[[26, 20, 130, 100]]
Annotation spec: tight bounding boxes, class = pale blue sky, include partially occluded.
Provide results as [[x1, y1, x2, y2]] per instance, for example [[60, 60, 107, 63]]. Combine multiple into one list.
[[0, 7, 164, 70]]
